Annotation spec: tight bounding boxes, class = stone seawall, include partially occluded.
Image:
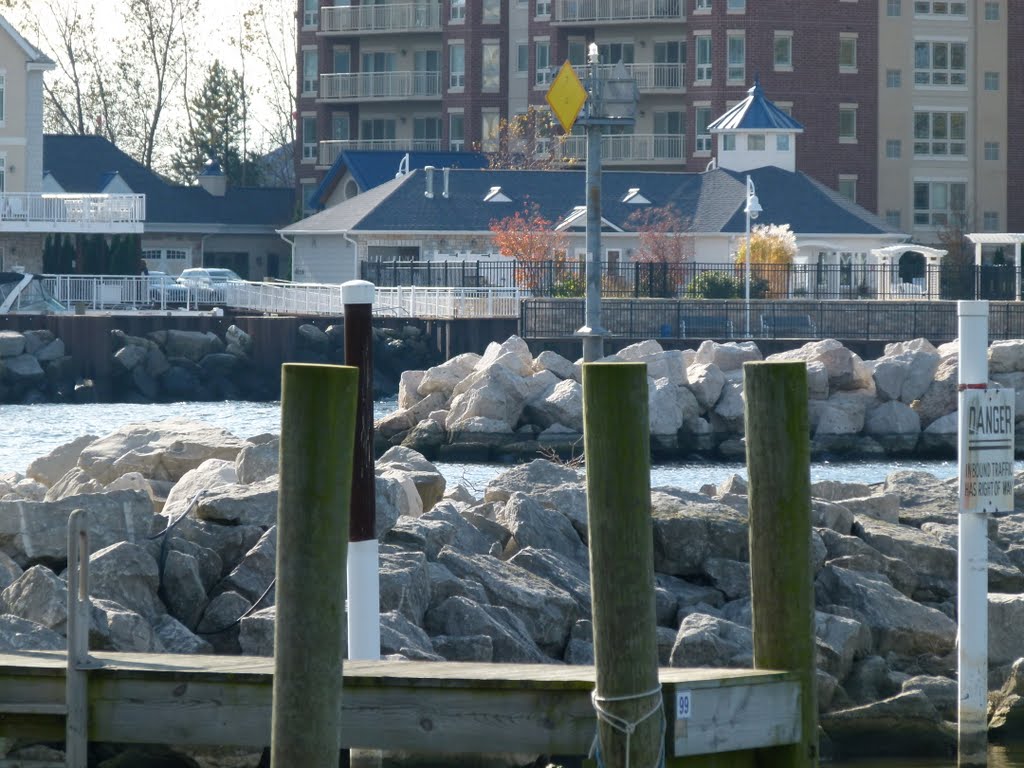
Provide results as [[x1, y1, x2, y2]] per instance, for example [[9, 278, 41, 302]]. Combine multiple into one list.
[[0, 320, 440, 405], [378, 334, 1024, 462]]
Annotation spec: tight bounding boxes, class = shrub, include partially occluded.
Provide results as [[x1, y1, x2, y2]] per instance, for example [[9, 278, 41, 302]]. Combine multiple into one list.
[[686, 271, 742, 298]]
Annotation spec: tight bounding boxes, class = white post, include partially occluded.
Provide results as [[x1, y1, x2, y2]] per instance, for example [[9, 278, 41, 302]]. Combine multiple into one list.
[[1016, 242, 1021, 302], [958, 299, 989, 768]]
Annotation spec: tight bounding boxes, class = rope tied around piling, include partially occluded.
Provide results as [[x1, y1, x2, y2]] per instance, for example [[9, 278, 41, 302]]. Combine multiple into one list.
[[589, 683, 666, 768]]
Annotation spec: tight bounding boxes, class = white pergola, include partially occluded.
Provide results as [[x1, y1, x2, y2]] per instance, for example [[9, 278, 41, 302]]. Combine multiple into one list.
[[870, 244, 947, 299], [965, 232, 1024, 300]]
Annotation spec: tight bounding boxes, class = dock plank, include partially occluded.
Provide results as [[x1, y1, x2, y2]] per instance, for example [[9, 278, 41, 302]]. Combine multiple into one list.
[[0, 651, 800, 756]]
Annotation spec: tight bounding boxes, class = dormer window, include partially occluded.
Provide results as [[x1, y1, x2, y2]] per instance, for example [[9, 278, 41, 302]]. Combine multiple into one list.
[[722, 134, 736, 151], [748, 134, 766, 151], [623, 188, 650, 204], [484, 186, 511, 202]]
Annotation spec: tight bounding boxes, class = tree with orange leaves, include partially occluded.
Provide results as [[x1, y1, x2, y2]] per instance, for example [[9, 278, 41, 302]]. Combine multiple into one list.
[[626, 205, 693, 295], [489, 201, 568, 291]]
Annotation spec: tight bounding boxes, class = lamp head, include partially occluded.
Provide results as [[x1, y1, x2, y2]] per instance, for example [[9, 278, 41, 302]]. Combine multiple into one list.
[[746, 194, 762, 219], [588, 43, 599, 64]]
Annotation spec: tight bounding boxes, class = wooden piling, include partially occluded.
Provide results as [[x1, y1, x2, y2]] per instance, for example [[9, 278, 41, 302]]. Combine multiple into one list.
[[743, 361, 818, 768], [271, 363, 358, 768], [583, 362, 662, 768]]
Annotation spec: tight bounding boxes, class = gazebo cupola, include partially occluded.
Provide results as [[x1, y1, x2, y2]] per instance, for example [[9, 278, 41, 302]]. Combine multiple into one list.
[[708, 79, 804, 173]]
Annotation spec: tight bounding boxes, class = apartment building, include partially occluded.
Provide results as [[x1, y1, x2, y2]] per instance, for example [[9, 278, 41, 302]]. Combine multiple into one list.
[[295, 0, 1017, 247]]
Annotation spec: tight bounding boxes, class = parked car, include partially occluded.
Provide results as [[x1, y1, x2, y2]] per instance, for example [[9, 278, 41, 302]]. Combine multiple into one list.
[[147, 271, 189, 306], [176, 267, 245, 303]]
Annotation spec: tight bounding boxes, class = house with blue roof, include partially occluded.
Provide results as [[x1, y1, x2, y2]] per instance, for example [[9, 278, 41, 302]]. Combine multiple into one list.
[[307, 149, 489, 212], [280, 83, 921, 295], [42, 136, 296, 280]]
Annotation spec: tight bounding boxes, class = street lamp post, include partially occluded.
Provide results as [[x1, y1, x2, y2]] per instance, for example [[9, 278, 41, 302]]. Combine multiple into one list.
[[744, 174, 762, 338]]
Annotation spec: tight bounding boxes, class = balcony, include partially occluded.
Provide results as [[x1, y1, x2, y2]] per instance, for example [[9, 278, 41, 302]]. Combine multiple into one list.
[[571, 62, 686, 92], [560, 134, 685, 165], [554, 0, 684, 23], [320, 71, 442, 102], [320, 139, 444, 167], [320, 2, 443, 34], [0, 193, 145, 234]]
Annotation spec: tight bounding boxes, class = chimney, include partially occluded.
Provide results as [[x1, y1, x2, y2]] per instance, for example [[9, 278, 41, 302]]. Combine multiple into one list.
[[443, 167, 450, 199], [424, 165, 435, 199], [198, 159, 227, 197]]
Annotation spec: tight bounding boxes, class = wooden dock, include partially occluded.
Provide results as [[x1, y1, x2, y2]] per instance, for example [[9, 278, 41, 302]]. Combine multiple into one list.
[[0, 651, 799, 760]]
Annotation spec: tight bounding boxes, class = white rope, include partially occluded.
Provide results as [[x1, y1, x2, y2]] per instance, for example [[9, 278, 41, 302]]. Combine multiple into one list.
[[589, 683, 666, 768]]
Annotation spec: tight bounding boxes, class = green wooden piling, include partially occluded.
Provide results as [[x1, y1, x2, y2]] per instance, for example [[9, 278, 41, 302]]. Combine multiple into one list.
[[743, 361, 818, 768], [583, 362, 662, 768], [271, 363, 358, 768]]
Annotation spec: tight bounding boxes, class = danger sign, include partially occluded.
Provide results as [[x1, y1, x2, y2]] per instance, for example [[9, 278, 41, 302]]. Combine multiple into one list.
[[960, 387, 1015, 514]]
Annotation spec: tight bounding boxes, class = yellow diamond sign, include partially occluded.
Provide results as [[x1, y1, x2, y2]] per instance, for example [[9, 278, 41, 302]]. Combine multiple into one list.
[[545, 60, 588, 134]]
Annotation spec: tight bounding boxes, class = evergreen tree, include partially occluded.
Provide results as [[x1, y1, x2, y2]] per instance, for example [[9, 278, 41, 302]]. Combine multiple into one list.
[[171, 59, 263, 187]]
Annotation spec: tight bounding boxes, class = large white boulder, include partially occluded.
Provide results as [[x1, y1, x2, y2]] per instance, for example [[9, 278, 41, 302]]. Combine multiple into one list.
[[446, 364, 531, 432], [685, 363, 725, 411], [694, 340, 761, 372], [417, 352, 481, 399]]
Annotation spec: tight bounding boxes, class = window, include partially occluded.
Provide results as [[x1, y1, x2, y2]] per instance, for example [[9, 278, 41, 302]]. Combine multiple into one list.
[[0, 75, 6, 124], [915, 41, 967, 86], [984, 141, 1000, 161], [535, 40, 551, 85], [536, 0, 551, 16], [885, 210, 902, 228], [331, 113, 350, 140], [449, 43, 465, 88], [654, 112, 684, 158], [598, 42, 635, 65], [449, 112, 465, 151], [838, 176, 857, 202], [451, 0, 465, 21], [984, 211, 1000, 230], [695, 34, 711, 82], [748, 134, 765, 151], [516, 44, 529, 74], [302, 116, 317, 161], [886, 139, 902, 158], [727, 33, 745, 82], [776, 134, 790, 151], [727, 0, 745, 10], [303, 0, 318, 27], [887, 0, 901, 15], [333, 47, 351, 74], [839, 34, 857, 72], [839, 106, 857, 142], [694, 106, 711, 152], [914, 0, 966, 15], [722, 134, 736, 151], [482, 42, 500, 91], [773, 33, 792, 70], [414, 117, 443, 149], [300, 182, 317, 215], [414, 50, 440, 96], [914, 180, 966, 226], [985, 2, 1000, 20], [302, 50, 318, 95], [568, 39, 588, 65], [484, 0, 500, 21], [360, 118, 396, 143], [694, 0, 711, 10], [984, 72, 1000, 91], [482, 110, 501, 152], [654, 41, 685, 88], [913, 111, 966, 156], [886, 69, 902, 87]]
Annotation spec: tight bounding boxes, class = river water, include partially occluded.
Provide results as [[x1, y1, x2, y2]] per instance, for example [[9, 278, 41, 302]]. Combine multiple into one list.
[[4, 400, 1024, 765], [0, 398, 968, 490]]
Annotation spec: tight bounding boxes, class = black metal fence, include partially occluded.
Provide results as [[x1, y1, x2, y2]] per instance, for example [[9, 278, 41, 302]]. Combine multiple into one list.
[[362, 259, 1021, 302], [521, 298, 1024, 344]]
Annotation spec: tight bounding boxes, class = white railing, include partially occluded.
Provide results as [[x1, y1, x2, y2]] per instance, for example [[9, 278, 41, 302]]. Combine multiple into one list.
[[555, 0, 683, 22], [1, 194, 145, 228], [374, 287, 523, 318], [320, 71, 442, 101], [560, 133, 685, 163], [36, 275, 525, 319], [320, 2, 442, 33], [319, 138, 444, 167], [572, 62, 685, 91]]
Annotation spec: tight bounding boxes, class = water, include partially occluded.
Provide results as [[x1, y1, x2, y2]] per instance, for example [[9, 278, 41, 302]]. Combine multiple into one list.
[[0, 398, 963, 489]]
